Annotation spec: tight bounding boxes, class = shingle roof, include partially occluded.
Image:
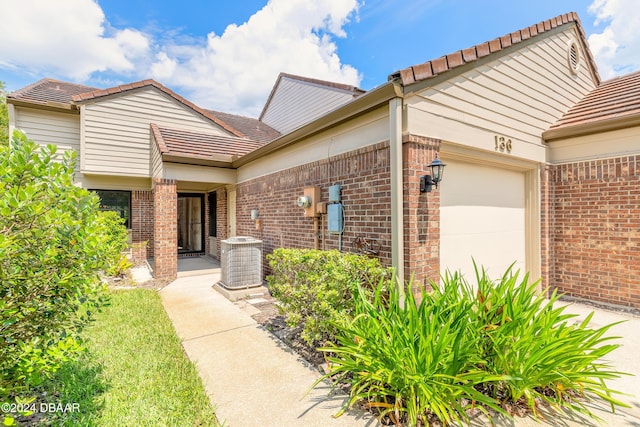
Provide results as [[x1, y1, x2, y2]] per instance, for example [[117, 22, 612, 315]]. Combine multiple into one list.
[[207, 110, 280, 144], [7, 78, 98, 106], [546, 70, 640, 134], [71, 79, 244, 138], [151, 124, 264, 161], [391, 12, 599, 87]]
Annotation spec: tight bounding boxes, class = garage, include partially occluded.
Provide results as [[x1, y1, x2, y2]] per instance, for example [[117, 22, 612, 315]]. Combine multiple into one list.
[[440, 158, 526, 284]]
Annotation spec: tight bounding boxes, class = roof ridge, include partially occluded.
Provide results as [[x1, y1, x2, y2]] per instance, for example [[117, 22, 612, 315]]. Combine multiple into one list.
[[391, 12, 599, 86], [72, 79, 246, 138]]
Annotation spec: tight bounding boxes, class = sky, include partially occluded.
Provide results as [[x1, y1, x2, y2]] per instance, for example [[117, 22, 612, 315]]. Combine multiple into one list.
[[1, 0, 639, 117]]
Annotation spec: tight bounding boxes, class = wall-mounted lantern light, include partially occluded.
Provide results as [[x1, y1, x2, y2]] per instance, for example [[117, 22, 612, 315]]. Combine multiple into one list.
[[419, 155, 447, 193]]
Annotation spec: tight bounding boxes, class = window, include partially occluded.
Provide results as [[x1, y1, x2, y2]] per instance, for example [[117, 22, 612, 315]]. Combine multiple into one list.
[[208, 191, 217, 237], [93, 190, 131, 229]]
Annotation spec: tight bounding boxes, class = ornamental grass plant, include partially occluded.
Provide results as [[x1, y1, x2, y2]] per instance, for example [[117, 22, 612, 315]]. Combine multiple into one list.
[[316, 263, 629, 426]]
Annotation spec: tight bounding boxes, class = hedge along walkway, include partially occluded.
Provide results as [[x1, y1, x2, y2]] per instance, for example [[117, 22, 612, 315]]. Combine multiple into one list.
[[159, 272, 379, 427]]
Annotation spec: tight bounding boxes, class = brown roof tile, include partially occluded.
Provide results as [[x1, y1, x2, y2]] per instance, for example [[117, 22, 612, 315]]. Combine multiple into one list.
[[206, 110, 280, 144], [547, 70, 640, 132], [7, 78, 97, 107], [391, 12, 599, 86], [151, 124, 263, 160]]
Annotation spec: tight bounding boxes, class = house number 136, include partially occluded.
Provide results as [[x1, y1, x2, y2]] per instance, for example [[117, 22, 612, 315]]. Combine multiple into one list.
[[494, 136, 512, 153]]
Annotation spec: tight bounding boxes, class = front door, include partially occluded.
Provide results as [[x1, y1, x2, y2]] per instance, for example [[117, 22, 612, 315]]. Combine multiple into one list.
[[177, 194, 204, 254]]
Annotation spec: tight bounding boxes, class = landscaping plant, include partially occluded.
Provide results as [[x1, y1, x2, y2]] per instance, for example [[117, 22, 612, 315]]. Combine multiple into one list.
[[315, 263, 628, 426], [316, 276, 506, 426], [464, 264, 628, 419], [267, 248, 393, 346], [0, 132, 114, 424]]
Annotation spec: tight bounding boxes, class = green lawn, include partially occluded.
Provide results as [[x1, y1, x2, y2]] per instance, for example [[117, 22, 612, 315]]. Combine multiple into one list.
[[40, 289, 220, 426]]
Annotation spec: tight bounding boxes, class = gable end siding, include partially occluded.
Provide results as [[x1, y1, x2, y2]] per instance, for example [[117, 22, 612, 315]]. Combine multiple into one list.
[[81, 88, 232, 176], [261, 78, 357, 134], [406, 27, 596, 161]]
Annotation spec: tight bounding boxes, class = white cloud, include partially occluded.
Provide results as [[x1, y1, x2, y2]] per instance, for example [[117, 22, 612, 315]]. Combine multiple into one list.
[[588, 0, 640, 79], [0, 0, 150, 80], [0, 0, 362, 116], [150, 0, 362, 116]]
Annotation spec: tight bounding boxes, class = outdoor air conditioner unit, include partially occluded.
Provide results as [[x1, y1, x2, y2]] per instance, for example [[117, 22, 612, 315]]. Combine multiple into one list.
[[220, 236, 263, 289]]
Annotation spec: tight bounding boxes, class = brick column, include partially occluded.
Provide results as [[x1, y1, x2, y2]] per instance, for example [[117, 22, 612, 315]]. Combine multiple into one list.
[[403, 135, 441, 293], [153, 178, 177, 280]]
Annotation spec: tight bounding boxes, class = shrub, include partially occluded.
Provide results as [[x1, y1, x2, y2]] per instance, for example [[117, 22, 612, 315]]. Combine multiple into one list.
[[94, 210, 132, 276], [0, 132, 109, 418], [267, 249, 393, 345], [317, 264, 628, 426]]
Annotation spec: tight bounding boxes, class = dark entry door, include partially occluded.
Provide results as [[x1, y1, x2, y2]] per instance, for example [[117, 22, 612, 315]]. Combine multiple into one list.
[[177, 194, 204, 254]]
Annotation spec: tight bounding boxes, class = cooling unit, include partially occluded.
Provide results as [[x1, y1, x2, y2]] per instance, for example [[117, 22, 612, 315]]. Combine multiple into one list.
[[220, 236, 263, 289]]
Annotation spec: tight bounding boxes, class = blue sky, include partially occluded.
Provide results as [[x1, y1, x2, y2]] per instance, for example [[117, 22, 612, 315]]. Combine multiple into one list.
[[1, 0, 638, 117]]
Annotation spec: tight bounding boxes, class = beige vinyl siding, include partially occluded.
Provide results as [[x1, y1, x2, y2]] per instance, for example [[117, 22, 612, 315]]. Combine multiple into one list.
[[548, 126, 640, 164], [406, 27, 596, 163], [82, 88, 231, 177], [150, 134, 164, 178], [261, 77, 356, 134], [15, 107, 80, 156], [238, 106, 389, 183]]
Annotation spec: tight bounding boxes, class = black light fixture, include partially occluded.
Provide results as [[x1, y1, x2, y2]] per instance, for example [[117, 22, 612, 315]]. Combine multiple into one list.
[[419, 155, 447, 193]]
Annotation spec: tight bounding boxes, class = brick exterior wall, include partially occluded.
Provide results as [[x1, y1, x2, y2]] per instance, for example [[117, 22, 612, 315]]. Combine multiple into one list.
[[236, 142, 392, 276], [215, 188, 228, 259], [131, 190, 154, 261], [545, 155, 640, 309], [153, 178, 177, 280], [403, 135, 442, 291]]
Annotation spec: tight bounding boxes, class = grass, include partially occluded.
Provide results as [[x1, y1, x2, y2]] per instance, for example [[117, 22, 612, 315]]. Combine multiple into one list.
[[39, 289, 220, 426]]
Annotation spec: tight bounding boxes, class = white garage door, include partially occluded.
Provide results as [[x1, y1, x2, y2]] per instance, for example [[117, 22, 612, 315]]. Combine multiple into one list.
[[440, 159, 526, 284]]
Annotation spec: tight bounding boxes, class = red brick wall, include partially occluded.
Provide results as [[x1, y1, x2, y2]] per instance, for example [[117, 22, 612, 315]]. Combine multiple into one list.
[[131, 190, 154, 261], [546, 155, 640, 309], [403, 135, 441, 291], [211, 188, 228, 260], [236, 142, 392, 274], [153, 178, 177, 280]]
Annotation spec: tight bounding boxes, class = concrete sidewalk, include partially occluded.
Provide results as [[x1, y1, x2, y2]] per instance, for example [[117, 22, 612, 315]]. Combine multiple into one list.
[[160, 272, 640, 427], [160, 273, 379, 427]]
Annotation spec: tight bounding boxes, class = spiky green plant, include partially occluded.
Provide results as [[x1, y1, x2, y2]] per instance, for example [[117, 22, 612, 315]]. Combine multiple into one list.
[[465, 263, 629, 419], [316, 278, 506, 426]]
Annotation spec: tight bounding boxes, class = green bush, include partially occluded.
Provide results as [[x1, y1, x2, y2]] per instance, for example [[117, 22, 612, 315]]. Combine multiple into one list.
[[94, 210, 132, 276], [0, 132, 109, 417], [267, 248, 393, 345], [317, 264, 628, 426]]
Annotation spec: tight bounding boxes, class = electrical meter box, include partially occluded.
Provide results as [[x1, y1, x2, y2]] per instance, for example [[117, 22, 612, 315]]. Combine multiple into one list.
[[328, 184, 341, 203], [327, 203, 343, 234]]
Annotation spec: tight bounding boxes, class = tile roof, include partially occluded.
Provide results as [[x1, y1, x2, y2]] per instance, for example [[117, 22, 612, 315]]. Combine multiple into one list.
[[7, 78, 98, 107], [151, 124, 264, 161], [546, 70, 640, 135], [391, 12, 599, 87], [207, 110, 280, 144], [71, 79, 245, 138]]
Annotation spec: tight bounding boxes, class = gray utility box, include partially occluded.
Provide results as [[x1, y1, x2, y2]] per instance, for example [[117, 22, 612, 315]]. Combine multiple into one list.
[[220, 237, 263, 289]]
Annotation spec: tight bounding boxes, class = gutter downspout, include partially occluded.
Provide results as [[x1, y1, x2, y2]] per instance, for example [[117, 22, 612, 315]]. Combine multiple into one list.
[[389, 95, 404, 291]]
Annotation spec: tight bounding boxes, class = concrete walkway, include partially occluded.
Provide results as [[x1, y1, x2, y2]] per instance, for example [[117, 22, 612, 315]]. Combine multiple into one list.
[[160, 271, 640, 427], [160, 273, 379, 427]]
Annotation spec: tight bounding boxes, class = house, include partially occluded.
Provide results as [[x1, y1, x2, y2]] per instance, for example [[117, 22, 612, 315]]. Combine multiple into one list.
[[7, 12, 640, 310]]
